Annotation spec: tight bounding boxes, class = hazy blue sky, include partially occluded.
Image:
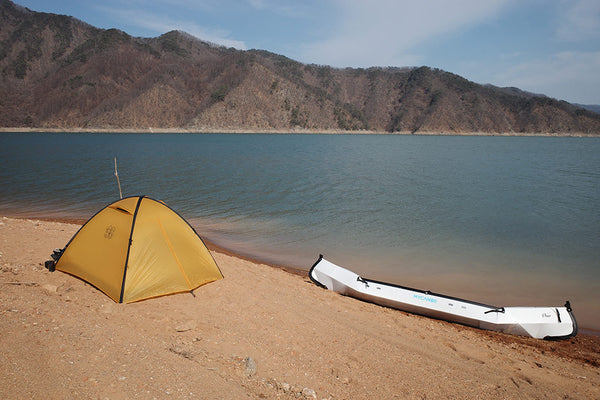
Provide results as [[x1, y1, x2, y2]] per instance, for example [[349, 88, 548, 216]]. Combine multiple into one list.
[[15, 0, 600, 104]]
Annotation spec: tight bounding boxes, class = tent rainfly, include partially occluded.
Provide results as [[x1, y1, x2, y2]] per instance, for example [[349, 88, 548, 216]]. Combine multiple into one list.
[[45, 196, 223, 303]]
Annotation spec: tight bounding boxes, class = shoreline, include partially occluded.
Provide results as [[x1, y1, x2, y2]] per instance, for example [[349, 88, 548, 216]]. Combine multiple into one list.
[[1, 126, 599, 137], [1, 216, 599, 398], [6, 214, 600, 336], [8, 214, 600, 336], [14, 215, 309, 278]]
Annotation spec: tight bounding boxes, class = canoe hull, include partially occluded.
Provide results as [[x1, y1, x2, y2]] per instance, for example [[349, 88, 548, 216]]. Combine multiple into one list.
[[309, 256, 577, 339]]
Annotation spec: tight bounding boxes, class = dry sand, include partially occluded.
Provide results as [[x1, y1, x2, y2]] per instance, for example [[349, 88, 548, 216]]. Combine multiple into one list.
[[1, 216, 599, 399]]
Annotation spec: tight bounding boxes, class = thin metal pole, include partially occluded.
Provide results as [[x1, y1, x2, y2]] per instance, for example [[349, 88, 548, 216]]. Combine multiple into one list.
[[114, 157, 123, 199]]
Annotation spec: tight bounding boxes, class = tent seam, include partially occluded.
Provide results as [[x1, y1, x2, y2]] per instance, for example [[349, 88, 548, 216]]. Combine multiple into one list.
[[119, 196, 144, 303]]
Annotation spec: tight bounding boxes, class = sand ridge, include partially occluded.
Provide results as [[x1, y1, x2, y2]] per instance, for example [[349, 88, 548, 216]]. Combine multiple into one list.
[[1, 217, 599, 399]]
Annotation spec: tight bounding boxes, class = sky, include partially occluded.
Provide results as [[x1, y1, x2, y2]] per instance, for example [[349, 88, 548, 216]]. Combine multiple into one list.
[[14, 0, 600, 104]]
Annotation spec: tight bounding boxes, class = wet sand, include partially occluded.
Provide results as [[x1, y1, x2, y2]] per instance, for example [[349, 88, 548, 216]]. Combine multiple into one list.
[[1, 216, 599, 399]]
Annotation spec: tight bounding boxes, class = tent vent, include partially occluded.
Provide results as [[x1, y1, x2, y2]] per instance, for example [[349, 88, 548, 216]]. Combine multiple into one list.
[[113, 206, 132, 215]]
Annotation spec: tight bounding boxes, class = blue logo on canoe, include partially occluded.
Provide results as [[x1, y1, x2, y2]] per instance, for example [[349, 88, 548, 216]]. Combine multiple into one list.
[[414, 294, 437, 304]]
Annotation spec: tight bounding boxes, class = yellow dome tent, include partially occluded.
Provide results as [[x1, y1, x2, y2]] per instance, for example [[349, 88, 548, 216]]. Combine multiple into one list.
[[46, 196, 223, 303]]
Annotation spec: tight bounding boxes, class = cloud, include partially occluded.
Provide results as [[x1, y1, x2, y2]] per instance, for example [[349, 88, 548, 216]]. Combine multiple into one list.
[[492, 51, 600, 104], [300, 0, 513, 67], [142, 16, 248, 49], [247, 0, 266, 9], [245, 0, 314, 18], [98, 5, 247, 49], [556, 0, 600, 41]]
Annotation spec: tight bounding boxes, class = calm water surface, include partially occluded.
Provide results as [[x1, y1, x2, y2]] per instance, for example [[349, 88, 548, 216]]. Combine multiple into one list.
[[1, 133, 599, 330]]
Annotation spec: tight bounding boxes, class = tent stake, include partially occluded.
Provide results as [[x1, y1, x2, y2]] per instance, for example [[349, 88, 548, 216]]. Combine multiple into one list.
[[114, 157, 123, 199]]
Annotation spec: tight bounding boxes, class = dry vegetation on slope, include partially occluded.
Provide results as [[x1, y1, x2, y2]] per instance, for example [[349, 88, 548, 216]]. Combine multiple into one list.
[[1, 0, 599, 134]]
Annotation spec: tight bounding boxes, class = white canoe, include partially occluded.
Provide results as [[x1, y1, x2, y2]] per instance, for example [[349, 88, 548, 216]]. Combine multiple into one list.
[[309, 255, 577, 339]]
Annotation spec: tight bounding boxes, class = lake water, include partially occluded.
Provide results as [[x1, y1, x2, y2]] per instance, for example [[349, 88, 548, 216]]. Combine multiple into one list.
[[1, 132, 599, 331]]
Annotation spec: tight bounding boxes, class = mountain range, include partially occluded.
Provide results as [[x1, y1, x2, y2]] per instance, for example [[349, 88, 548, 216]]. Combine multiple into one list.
[[1, 0, 599, 134]]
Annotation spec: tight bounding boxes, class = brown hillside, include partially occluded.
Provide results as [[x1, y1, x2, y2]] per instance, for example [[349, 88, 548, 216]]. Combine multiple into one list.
[[1, 0, 599, 134]]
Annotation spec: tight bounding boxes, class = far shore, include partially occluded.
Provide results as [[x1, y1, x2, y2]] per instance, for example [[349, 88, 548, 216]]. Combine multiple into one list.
[[1, 126, 599, 137]]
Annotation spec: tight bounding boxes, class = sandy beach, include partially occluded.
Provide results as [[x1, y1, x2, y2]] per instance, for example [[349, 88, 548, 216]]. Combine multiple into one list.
[[1, 216, 599, 399]]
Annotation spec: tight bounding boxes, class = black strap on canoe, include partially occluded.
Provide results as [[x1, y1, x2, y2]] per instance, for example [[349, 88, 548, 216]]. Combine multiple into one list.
[[484, 307, 505, 314], [356, 276, 369, 287]]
